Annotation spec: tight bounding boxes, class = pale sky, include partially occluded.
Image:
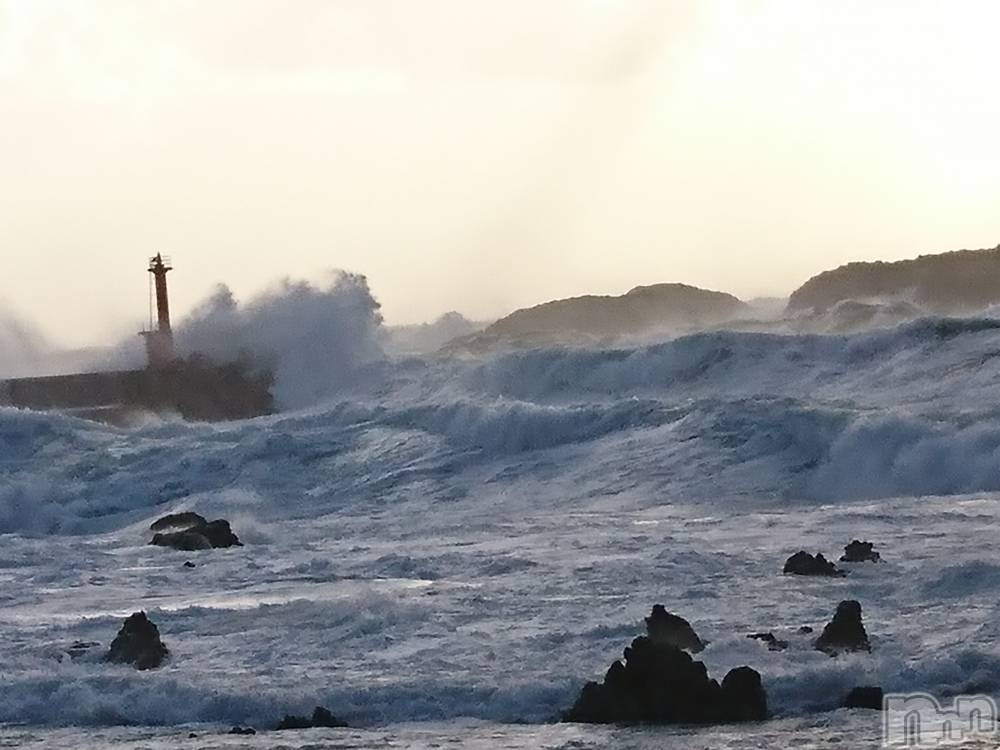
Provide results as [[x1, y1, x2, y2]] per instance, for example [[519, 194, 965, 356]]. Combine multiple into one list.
[[2, 0, 1000, 348]]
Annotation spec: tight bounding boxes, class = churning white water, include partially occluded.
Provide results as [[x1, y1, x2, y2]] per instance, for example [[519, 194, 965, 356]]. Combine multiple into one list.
[[4, 309, 1000, 748]]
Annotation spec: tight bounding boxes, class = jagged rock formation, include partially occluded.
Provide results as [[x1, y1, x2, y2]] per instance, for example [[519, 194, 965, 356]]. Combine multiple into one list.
[[276, 706, 347, 730], [149, 513, 242, 550], [106, 612, 169, 670], [451, 284, 749, 350], [645, 605, 705, 653], [841, 540, 881, 563], [783, 551, 844, 577], [815, 600, 871, 656], [787, 245, 1000, 313], [563, 606, 766, 725]]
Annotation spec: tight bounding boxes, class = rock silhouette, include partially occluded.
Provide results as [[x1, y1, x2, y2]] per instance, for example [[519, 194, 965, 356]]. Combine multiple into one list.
[[783, 551, 844, 577], [721, 667, 769, 722], [815, 600, 871, 656], [645, 605, 705, 653], [841, 540, 881, 563], [563, 606, 766, 724], [150, 513, 242, 550], [106, 612, 169, 670]]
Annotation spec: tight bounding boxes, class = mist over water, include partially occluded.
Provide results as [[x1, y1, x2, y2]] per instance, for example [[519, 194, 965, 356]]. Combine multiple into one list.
[[0, 310, 48, 379]]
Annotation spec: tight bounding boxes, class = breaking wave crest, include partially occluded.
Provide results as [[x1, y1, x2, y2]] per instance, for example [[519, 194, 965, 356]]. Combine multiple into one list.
[[5, 313, 1000, 534]]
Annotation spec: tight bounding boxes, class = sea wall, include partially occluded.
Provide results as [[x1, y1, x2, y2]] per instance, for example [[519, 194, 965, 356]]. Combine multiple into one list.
[[0, 362, 272, 422]]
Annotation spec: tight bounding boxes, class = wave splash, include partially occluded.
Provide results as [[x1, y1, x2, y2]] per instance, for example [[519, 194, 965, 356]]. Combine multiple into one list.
[[174, 272, 385, 410]]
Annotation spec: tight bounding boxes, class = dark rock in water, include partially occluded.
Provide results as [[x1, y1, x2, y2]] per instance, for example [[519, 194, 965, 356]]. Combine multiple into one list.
[[645, 605, 705, 653], [276, 714, 313, 730], [198, 519, 241, 548], [721, 666, 768, 722], [150, 512, 207, 532], [815, 600, 871, 656], [844, 686, 884, 710], [149, 516, 241, 550], [563, 634, 767, 724], [276, 706, 348, 730], [229, 726, 257, 735], [106, 612, 169, 670], [798, 626, 814, 634], [309, 707, 346, 728], [747, 632, 788, 652], [841, 540, 881, 563], [183, 561, 196, 568], [783, 551, 844, 577]]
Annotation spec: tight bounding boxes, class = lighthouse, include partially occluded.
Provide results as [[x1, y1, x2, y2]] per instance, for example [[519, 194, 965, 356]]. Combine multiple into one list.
[[1, 252, 272, 422], [140, 254, 176, 368]]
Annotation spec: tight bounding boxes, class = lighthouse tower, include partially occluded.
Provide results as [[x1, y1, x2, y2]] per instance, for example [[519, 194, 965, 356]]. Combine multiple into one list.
[[140, 254, 176, 368]]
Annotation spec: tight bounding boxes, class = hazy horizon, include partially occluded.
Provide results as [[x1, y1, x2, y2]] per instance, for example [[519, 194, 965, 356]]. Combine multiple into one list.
[[3, 0, 1000, 348]]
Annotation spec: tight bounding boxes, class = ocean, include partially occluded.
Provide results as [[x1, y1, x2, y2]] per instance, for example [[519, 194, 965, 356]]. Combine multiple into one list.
[[4, 317, 1000, 747]]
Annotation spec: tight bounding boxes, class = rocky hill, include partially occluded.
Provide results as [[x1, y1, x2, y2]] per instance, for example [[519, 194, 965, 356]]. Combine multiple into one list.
[[788, 245, 1000, 313], [450, 283, 749, 350]]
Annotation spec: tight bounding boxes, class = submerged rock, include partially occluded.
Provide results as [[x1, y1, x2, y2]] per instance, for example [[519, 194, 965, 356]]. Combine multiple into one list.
[[149, 513, 242, 550], [843, 686, 884, 710], [106, 612, 169, 670], [276, 706, 347, 730], [815, 600, 871, 656], [841, 540, 881, 563], [645, 605, 705, 653], [563, 606, 766, 725], [229, 726, 257, 735], [783, 551, 844, 577], [151, 530, 213, 551], [747, 632, 788, 652], [66, 640, 101, 662]]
